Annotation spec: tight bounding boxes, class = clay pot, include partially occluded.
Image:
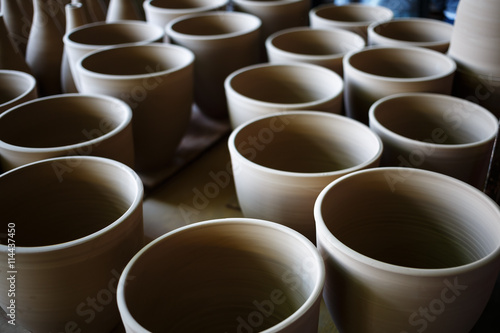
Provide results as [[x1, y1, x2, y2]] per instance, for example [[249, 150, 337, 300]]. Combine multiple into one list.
[[225, 63, 344, 128], [143, 0, 229, 28], [232, 0, 310, 47], [117, 218, 325, 332], [315, 167, 500, 333], [77, 43, 195, 172], [343, 45, 456, 125], [265, 26, 365, 77], [309, 3, 393, 42], [368, 92, 498, 190], [0, 156, 144, 333], [228, 111, 382, 242], [368, 18, 453, 53], [0, 69, 38, 115], [0, 93, 135, 171], [63, 20, 165, 92], [166, 11, 262, 119]]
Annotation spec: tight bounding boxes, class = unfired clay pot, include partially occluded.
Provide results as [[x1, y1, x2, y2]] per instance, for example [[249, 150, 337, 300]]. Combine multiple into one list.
[[368, 92, 498, 190], [315, 167, 500, 333], [117, 218, 325, 333], [143, 0, 229, 29], [228, 111, 382, 242], [368, 18, 453, 53], [77, 43, 195, 172], [343, 45, 456, 125], [265, 26, 365, 77], [0, 93, 135, 171], [0, 156, 144, 333], [309, 3, 393, 42], [0, 70, 38, 115], [166, 11, 262, 119], [225, 63, 344, 128]]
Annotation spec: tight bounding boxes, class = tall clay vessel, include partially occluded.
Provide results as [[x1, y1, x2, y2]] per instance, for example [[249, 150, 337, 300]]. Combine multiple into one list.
[[106, 0, 142, 21], [25, 0, 67, 96]]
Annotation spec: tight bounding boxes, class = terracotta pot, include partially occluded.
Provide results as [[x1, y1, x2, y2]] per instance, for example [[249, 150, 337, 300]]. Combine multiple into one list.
[[343, 45, 456, 125], [117, 218, 325, 333], [265, 26, 365, 77], [309, 3, 393, 42], [0, 93, 135, 171], [77, 43, 195, 172], [143, 0, 229, 29], [0, 156, 144, 333], [63, 20, 165, 92], [368, 18, 453, 53], [228, 111, 382, 242], [225, 63, 344, 128], [368, 92, 498, 190], [0, 70, 38, 115], [315, 167, 500, 333], [166, 11, 262, 119]]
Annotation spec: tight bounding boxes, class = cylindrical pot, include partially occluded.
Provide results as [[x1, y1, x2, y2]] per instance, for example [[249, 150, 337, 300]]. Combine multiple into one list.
[[265, 26, 365, 77], [0, 93, 135, 171], [368, 92, 498, 190], [343, 45, 456, 125], [225, 63, 344, 128], [0, 156, 144, 333], [0, 69, 38, 115], [117, 218, 325, 333], [63, 20, 165, 92], [143, 0, 229, 28], [228, 111, 382, 242], [77, 43, 195, 172], [367, 18, 454, 53], [166, 11, 262, 119], [309, 3, 393, 42], [315, 167, 500, 333]]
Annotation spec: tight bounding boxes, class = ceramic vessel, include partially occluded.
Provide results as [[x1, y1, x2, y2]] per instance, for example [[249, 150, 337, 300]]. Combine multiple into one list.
[[447, 0, 500, 77], [0, 13, 31, 73], [309, 3, 393, 42], [265, 26, 365, 77], [63, 20, 165, 91], [117, 218, 325, 333], [106, 0, 143, 21], [143, 0, 229, 29], [0, 93, 135, 171], [228, 111, 382, 242], [232, 0, 310, 50], [0, 0, 31, 55], [225, 62, 344, 128], [166, 11, 261, 119], [0, 156, 144, 333], [314, 167, 500, 333], [61, 2, 88, 93], [368, 92, 498, 190], [343, 45, 456, 125], [368, 18, 453, 53], [0, 70, 38, 115], [77, 43, 195, 172], [25, 0, 67, 96]]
